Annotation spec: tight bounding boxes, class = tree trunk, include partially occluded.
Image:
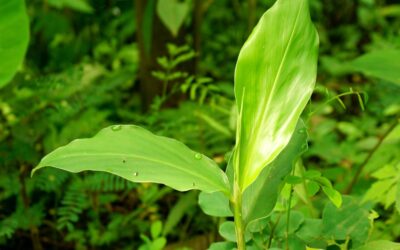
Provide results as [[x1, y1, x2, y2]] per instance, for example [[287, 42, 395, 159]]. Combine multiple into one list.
[[134, 0, 196, 111]]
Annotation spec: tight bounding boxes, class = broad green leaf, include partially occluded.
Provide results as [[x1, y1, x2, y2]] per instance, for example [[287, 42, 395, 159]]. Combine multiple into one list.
[[156, 0, 190, 37], [296, 218, 327, 249], [242, 121, 308, 226], [233, 0, 318, 190], [32, 125, 230, 194], [355, 240, 400, 250], [350, 50, 400, 85], [0, 0, 29, 88], [322, 196, 371, 248], [198, 191, 233, 217]]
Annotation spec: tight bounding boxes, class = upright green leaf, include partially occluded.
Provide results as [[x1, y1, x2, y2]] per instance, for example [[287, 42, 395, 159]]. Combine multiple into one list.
[[233, 0, 318, 190], [242, 121, 308, 226], [0, 0, 29, 88], [32, 125, 230, 194]]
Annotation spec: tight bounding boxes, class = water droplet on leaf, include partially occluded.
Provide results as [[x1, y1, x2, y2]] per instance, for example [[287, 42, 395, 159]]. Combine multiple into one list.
[[133, 172, 139, 177], [111, 125, 122, 131], [194, 153, 202, 160], [298, 129, 306, 134]]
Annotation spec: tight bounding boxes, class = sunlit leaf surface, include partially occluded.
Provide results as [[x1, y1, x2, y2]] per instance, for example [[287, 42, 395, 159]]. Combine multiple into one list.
[[242, 121, 308, 226], [233, 0, 318, 190], [0, 0, 29, 87]]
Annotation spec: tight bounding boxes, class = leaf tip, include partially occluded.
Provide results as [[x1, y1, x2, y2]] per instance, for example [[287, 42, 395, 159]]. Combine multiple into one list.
[[30, 166, 40, 178]]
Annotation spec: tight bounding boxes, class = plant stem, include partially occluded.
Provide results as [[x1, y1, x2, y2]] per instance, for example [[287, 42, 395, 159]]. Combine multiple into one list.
[[344, 118, 399, 194], [233, 183, 246, 250], [298, 163, 318, 217], [267, 215, 281, 248], [285, 167, 296, 250]]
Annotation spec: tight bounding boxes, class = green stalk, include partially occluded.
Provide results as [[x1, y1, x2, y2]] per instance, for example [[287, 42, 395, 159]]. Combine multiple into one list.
[[233, 183, 246, 250]]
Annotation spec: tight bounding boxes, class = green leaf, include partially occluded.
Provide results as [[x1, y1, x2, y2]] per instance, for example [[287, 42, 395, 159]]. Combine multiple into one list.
[[274, 211, 305, 237], [48, 0, 94, 13], [306, 180, 320, 196], [242, 121, 308, 227], [296, 218, 327, 249], [396, 181, 400, 214], [63, 0, 93, 13], [150, 237, 167, 250], [32, 125, 230, 194], [355, 240, 400, 250], [218, 221, 236, 242], [233, 0, 318, 190], [322, 186, 342, 208], [150, 221, 162, 239], [350, 49, 400, 85], [303, 170, 321, 179], [208, 242, 236, 250], [198, 191, 233, 217], [363, 178, 396, 205], [156, 0, 190, 37], [322, 196, 371, 247], [285, 175, 303, 185], [218, 221, 251, 242], [0, 0, 29, 88]]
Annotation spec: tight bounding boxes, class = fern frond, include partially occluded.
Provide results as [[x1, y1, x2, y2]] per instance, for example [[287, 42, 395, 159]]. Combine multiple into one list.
[[57, 179, 88, 231], [83, 172, 136, 192], [33, 168, 70, 192]]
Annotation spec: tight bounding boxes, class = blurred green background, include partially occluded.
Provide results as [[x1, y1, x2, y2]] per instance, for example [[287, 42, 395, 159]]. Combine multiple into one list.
[[0, 0, 400, 249]]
